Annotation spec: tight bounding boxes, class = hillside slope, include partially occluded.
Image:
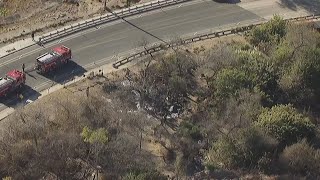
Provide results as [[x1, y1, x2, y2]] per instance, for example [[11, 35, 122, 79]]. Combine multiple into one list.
[[0, 0, 144, 44]]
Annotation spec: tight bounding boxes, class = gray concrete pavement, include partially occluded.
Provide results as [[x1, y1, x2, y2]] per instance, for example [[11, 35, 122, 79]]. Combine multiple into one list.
[[0, 0, 314, 111]]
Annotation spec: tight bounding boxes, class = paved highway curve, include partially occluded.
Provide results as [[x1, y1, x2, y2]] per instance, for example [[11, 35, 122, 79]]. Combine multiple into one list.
[[0, 0, 277, 110]]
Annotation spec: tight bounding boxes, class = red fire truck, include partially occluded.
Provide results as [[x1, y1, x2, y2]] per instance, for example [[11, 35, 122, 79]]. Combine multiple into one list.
[[0, 70, 26, 98], [35, 45, 72, 74]]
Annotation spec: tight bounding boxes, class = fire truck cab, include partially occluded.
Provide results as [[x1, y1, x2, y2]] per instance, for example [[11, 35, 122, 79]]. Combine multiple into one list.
[[0, 70, 26, 98], [35, 45, 72, 74]]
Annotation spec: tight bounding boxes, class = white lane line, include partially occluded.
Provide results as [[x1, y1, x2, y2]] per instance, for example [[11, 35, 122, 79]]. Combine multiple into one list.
[[0, 0, 206, 67], [0, 28, 127, 67], [73, 36, 127, 53], [0, 46, 141, 109]]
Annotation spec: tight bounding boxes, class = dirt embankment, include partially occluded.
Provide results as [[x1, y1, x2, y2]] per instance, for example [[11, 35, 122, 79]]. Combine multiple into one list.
[[0, 0, 145, 45]]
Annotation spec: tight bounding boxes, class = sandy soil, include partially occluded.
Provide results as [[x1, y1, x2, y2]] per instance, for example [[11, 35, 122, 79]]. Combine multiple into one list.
[[0, 0, 149, 45]]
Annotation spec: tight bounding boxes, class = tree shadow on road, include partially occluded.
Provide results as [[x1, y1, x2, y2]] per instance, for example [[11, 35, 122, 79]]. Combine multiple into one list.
[[278, 0, 320, 14], [105, 7, 171, 46], [212, 0, 241, 4]]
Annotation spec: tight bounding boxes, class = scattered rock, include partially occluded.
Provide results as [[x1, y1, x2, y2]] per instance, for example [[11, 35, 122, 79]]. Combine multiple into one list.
[[59, 13, 66, 18], [6, 48, 16, 53]]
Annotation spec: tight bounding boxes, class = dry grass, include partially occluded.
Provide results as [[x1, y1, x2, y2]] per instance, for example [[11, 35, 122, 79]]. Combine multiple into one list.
[[1, 33, 314, 178], [0, 34, 250, 178], [0, 0, 147, 44]]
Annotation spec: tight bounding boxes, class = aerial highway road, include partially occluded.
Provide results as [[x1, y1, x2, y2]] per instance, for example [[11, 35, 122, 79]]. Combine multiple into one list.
[[0, 0, 312, 111]]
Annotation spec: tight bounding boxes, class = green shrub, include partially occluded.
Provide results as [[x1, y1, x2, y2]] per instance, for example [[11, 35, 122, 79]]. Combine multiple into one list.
[[236, 48, 279, 106], [80, 126, 109, 144], [206, 136, 238, 169], [206, 128, 277, 169], [235, 128, 277, 168], [0, 7, 8, 17], [178, 121, 202, 140], [249, 15, 286, 46], [2, 177, 12, 180], [280, 139, 320, 176], [279, 48, 320, 105], [214, 68, 252, 99], [256, 104, 315, 145]]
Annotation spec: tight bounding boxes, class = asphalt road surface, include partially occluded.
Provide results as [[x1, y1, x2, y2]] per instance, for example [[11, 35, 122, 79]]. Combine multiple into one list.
[[0, 0, 312, 110]]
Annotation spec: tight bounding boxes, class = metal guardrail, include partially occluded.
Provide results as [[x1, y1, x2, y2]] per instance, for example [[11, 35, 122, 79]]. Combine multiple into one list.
[[38, 0, 191, 44], [112, 14, 320, 69]]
